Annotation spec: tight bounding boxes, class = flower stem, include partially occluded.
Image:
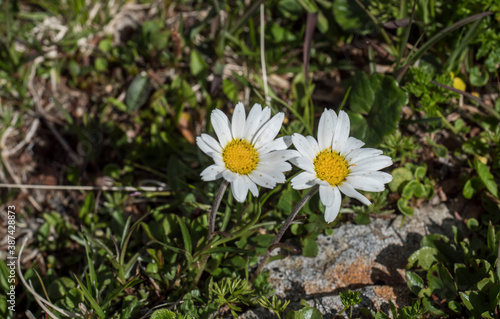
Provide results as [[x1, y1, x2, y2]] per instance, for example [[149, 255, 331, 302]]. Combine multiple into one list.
[[193, 180, 229, 286], [251, 185, 319, 282]]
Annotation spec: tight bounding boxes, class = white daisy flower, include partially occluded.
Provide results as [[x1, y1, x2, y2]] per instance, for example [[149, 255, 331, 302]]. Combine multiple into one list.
[[197, 102, 297, 203], [290, 109, 393, 223]]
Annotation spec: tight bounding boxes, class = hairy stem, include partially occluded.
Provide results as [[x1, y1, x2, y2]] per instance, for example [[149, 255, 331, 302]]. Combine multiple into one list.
[[251, 185, 319, 282], [194, 180, 229, 286]]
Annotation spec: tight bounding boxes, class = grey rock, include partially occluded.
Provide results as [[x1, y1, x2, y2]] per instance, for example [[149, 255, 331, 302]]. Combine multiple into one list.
[[241, 203, 461, 318]]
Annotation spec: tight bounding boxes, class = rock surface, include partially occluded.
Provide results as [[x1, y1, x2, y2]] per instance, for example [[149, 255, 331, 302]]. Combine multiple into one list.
[[242, 203, 462, 318]]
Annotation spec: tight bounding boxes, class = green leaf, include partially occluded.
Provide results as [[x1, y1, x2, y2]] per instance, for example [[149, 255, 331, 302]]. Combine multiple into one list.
[[333, 0, 371, 33], [455, 259, 493, 291], [463, 178, 481, 199], [48, 277, 75, 300], [414, 166, 427, 180], [348, 71, 373, 114], [73, 274, 106, 318], [469, 66, 489, 87], [422, 297, 448, 317], [427, 263, 458, 300], [388, 167, 413, 192], [98, 38, 113, 52], [278, 0, 304, 20], [406, 271, 424, 295], [277, 188, 301, 212], [125, 74, 151, 113], [460, 291, 494, 318], [68, 60, 80, 77], [421, 234, 457, 264], [94, 57, 108, 72], [397, 198, 413, 216], [402, 180, 425, 199], [296, 0, 318, 13], [354, 213, 370, 225], [302, 237, 318, 257], [176, 216, 192, 255], [348, 72, 407, 147], [222, 79, 239, 103], [474, 159, 498, 198], [408, 247, 446, 270], [466, 218, 480, 231], [190, 49, 208, 78], [150, 309, 176, 319], [285, 304, 322, 319]]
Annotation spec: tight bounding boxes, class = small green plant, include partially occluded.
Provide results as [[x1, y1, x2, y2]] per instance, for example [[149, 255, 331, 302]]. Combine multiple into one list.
[[150, 309, 193, 319], [380, 130, 419, 164], [389, 163, 434, 217], [339, 289, 362, 318], [209, 277, 255, 318], [343, 189, 394, 225], [258, 294, 290, 319], [406, 222, 500, 317], [362, 299, 427, 318]]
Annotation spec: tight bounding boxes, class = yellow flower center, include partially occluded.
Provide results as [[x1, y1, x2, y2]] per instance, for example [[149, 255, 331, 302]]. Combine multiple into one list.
[[222, 139, 259, 175], [313, 149, 349, 186]]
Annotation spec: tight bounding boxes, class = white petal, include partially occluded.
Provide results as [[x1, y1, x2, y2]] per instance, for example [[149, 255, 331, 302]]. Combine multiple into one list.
[[231, 102, 246, 139], [200, 165, 224, 181], [259, 107, 271, 126], [319, 185, 335, 207], [222, 170, 238, 182], [243, 175, 259, 197], [338, 182, 371, 205], [231, 176, 249, 202], [244, 103, 263, 140], [318, 109, 335, 150], [331, 110, 350, 152], [346, 148, 383, 164], [289, 156, 315, 173], [252, 112, 285, 149], [258, 162, 292, 175], [306, 136, 320, 154], [260, 150, 299, 165], [200, 134, 222, 153], [350, 155, 393, 171], [346, 175, 385, 192], [211, 109, 233, 147], [340, 136, 365, 156], [212, 154, 225, 168], [349, 171, 393, 183], [258, 136, 292, 154], [196, 136, 216, 156], [291, 171, 317, 190], [249, 170, 276, 189], [292, 133, 316, 160], [324, 187, 342, 223], [254, 167, 286, 183]]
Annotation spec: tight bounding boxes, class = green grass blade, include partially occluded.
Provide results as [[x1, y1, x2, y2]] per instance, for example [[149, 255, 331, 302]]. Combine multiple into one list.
[[73, 273, 106, 318], [403, 11, 493, 68], [176, 215, 192, 255]]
